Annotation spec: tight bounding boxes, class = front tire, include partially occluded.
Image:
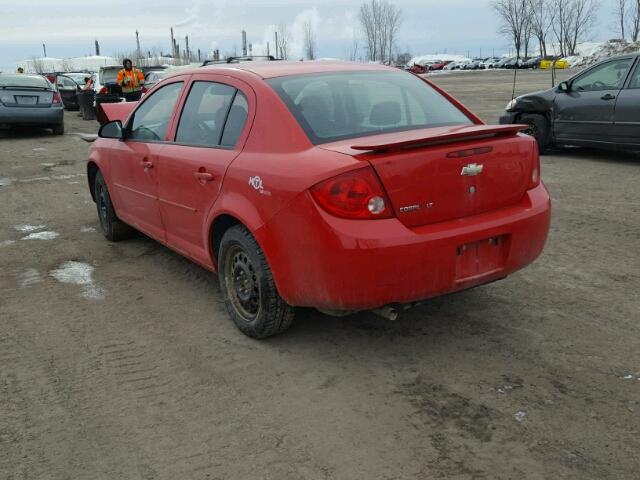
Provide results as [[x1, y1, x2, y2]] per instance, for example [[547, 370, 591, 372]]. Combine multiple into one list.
[[519, 113, 551, 154], [94, 171, 133, 241], [218, 225, 294, 338]]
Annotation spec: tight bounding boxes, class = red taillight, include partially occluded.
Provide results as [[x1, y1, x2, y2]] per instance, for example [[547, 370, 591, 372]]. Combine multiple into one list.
[[310, 167, 394, 220], [529, 148, 541, 189], [141, 86, 148, 94], [52, 92, 62, 104], [99, 87, 108, 95]]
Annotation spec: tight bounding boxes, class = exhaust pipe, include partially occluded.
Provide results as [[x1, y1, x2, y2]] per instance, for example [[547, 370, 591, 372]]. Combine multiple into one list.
[[372, 305, 400, 321]]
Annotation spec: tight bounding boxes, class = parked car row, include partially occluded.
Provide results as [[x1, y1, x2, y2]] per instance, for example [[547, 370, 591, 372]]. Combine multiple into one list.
[[408, 56, 569, 73]]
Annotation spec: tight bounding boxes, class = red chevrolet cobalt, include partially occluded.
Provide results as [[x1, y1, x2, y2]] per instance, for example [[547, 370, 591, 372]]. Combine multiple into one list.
[[87, 61, 551, 338]]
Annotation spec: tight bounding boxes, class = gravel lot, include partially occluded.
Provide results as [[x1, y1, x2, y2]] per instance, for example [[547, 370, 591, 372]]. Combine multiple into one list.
[[1, 69, 639, 480]]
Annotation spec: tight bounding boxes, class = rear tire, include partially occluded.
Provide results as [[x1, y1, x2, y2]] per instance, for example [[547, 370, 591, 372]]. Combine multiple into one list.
[[218, 225, 294, 338], [518, 113, 550, 154], [52, 122, 64, 135], [94, 171, 133, 241]]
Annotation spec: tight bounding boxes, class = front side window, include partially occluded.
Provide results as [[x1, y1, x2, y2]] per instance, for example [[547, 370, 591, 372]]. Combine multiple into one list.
[[572, 59, 634, 92], [128, 82, 183, 141], [268, 70, 472, 144], [176, 81, 237, 147], [627, 62, 640, 89]]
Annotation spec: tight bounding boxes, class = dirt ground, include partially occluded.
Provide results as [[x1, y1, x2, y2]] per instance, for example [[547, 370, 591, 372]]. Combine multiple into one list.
[[1, 69, 639, 480]]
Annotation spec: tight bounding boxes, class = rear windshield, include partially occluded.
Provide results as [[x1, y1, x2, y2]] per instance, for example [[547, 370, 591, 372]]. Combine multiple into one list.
[[0, 74, 50, 89], [268, 70, 472, 144], [101, 69, 120, 83]]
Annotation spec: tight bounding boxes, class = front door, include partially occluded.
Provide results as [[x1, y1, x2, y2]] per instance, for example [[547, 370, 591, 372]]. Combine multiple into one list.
[[553, 57, 634, 144], [56, 75, 80, 108], [157, 76, 253, 265], [612, 59, 640, 146], [108, 80, 185, 241]]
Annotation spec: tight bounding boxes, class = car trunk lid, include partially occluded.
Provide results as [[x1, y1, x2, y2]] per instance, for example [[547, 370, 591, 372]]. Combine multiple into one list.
[[319, 124, 534, 228], [0, 87, 53, 107]]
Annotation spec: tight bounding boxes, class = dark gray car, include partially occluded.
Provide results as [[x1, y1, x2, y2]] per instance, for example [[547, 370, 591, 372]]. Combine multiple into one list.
[[499, 54, 640, 152], [0, 74, 64, 134]]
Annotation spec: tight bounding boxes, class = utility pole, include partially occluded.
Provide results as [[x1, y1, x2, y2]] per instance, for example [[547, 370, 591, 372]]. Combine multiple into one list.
[[266, 41, 270, 57], [185, 35, 190, 60], [242, 30, 247, 56], [95, 40, 100, 56], [249, 43, 252, 55], [170, 27, 176, 57], [198, 48, 201, 62], [136, 30, 141, 59], [42, 43, 47, 57]]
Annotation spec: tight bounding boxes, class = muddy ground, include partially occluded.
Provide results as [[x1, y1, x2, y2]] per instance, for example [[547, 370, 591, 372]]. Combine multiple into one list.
[[1, 69, 639, 479]]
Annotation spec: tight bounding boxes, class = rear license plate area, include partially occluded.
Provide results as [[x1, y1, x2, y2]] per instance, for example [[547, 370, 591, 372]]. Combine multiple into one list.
[[16, 96, 38, 105], [455, 235, 509, 280]]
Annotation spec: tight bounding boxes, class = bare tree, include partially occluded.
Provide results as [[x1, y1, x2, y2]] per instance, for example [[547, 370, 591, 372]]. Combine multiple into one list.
[[278, 22, 291, 60], [616, 0, 628, 39], [303, 20, 316, 60], [566, 0, 600, 55], [630, 0, 640, 41], [345, 32, 360, 61], [493, 0, 530, 59], [359, 0, 402, 63], [528, 0, 553, 57]]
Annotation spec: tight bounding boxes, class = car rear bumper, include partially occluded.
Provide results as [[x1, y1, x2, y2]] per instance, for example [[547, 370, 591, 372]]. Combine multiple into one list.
[[0, 106, 63, 126], [258, 183, 551, 310]]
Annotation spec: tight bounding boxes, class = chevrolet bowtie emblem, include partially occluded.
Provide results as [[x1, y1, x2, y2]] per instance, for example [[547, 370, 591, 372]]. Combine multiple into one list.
[[460, 163, 484, 176]]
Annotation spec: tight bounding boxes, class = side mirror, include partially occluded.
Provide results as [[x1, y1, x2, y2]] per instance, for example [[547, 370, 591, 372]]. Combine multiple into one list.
[[558, 81, 570, 93], [99, 120, 123, 140]]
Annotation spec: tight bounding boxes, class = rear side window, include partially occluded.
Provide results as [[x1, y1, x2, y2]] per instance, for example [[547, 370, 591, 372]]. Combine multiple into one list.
[[176, 81, 241, 147], [627, 62, 640, 89], [221, 92, 249, 147], [268, 71, 472, 144], [129, 82, 183, 141]]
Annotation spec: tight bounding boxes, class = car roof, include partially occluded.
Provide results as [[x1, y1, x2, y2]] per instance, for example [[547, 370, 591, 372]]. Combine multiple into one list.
[[193, 60, 394, 79]]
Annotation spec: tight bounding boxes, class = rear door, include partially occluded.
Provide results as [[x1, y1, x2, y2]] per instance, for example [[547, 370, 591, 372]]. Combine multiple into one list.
[[612, 57, 640, 146], [108, 79, 185, 241], [157, 74, 253, 265], [553, 57, 634, 144]]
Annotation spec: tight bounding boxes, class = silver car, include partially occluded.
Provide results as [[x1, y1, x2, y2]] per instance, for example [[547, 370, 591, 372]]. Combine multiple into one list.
[[0, 74, 64, 134]]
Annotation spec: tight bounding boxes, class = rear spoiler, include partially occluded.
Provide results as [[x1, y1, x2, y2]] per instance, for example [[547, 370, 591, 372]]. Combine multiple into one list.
[[350, 124, 527, 152], [97, 101, 137, 125]]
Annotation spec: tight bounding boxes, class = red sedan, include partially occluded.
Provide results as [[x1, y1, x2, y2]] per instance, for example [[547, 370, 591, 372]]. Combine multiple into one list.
[[87, 61, 551, 338]]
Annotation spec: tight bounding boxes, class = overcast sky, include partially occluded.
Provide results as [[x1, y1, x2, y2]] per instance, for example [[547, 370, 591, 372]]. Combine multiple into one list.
[[2, 0, 615, 70]]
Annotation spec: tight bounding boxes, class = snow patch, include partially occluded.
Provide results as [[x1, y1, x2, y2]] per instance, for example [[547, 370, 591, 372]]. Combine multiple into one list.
[[0, 240, 16, 247], [22, 231, 59, 240], [49, 261, 105, 299], [80, 226, 96, 233], [15, 224, 45, 233], [0, 178, 13, 187], [20, 269, 42, 288], [514, 410, 527, 423]]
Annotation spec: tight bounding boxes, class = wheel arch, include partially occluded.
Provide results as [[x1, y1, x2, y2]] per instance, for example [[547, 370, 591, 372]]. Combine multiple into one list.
[[87, 161, 100, 201]]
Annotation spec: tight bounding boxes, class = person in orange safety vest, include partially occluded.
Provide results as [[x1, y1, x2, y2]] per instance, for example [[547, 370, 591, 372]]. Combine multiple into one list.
[[116, 58, 145, 102]]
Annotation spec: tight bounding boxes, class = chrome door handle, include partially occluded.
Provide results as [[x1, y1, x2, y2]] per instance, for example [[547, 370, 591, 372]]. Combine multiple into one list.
[[194, 171, 214, 182]]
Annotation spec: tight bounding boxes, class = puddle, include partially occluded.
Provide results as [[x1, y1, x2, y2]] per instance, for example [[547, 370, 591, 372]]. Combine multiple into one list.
[[21, 231, 59, 240], [20, 269, 42, 288], [49, 261, 105, 299]]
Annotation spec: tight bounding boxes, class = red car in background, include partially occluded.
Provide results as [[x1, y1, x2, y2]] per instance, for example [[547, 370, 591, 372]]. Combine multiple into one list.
[[87, 61, 551, 338]]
